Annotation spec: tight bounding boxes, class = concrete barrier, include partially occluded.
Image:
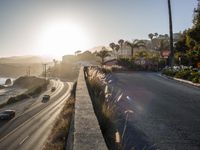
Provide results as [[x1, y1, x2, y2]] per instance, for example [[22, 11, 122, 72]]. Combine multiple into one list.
[[74, 67, 107, 150]]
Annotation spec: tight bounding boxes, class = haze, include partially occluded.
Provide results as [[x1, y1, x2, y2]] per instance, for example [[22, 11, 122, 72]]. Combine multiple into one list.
[[0, 0, 197, 59]]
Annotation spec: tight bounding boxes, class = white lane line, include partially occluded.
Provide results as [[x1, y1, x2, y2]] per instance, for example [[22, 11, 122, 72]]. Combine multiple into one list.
[[19, 136, 29, 145], [0, 82, 72, 143]]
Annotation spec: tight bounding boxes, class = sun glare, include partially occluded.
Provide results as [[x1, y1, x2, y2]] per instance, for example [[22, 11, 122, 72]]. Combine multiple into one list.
[[37, 21, 90, 58]]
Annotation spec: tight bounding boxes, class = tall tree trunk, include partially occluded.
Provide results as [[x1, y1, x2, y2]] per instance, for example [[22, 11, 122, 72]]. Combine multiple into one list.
[[131, 47, 134, 57], [168, 0, 174, 66]]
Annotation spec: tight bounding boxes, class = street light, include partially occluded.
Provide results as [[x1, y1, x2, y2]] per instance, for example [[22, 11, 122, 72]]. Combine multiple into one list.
[[168, 0, 174, 67]]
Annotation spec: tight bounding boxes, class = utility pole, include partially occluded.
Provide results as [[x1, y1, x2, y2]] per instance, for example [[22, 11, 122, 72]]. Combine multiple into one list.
[[26, 66, 31, 76], [28, 66, 31, 76], [168, 0, 174, 67], [43, 64, 47, 80]]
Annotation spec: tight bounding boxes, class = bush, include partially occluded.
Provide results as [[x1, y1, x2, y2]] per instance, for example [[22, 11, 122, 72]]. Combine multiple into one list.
[[7, 94, 29, 104], [162, 66, 200, 83], [175, 69, 191, 80], [6, 79, 49, 105], [162, 69, 176, 77], [192, 77, 199, 83]]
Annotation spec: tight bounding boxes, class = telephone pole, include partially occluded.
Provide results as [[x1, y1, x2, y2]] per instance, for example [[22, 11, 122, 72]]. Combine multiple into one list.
[[26, 66, 31, 76], [168, 0, 174, 67], [43, 64, 47, 80]]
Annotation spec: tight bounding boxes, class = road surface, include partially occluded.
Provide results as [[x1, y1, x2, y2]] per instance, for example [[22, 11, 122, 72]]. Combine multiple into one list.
[[0, 80, 72, 150], [113, 72, 200, 150]]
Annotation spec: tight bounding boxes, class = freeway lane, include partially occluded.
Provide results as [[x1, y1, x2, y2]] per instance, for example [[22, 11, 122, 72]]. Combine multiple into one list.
[[113, 72, 200, 150], [0, 81, 72, 150], [0, 79, 65, 137]]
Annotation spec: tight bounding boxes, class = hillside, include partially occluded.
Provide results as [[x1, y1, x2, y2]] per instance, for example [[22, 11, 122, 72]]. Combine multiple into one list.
[[0, 56, 51, 64], [0, 56, 51, 77], [13, 76, 46, 89]]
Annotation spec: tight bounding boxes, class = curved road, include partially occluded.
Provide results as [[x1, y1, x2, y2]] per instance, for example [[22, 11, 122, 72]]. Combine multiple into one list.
[[113, 72, 200, 150], [0, 80, 72, 150]]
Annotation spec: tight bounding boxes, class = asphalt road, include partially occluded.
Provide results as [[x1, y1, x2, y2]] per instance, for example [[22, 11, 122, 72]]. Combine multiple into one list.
[[113, 72, 200, 150], [0, 80, 72, 150]]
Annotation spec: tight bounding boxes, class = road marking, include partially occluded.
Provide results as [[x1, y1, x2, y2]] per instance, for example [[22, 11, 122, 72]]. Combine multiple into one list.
[[19, 136, 29, 145], [0, 82, 72, 143]]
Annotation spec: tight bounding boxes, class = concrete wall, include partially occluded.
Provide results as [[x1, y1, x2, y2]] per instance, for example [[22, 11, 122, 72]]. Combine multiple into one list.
[[74, 67, 107, 150]]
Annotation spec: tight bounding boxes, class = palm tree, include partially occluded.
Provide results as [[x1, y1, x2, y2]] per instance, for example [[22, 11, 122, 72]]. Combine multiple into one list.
[[114, 44, 120, 59], [148, 33, 154, 41], [118, 39, 124, 55], [125, 40, 146, 57], [154, 33, 158, 38], [158, 39, 169, 51], [109, 42, 117, 58], [96, 47, 111, 65], [109, 42, 116, 51], [168, 0, 174, 66]]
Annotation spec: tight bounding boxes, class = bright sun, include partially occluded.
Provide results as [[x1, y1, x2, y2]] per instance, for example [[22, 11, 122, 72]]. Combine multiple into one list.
[[37, 21, 90, 58]]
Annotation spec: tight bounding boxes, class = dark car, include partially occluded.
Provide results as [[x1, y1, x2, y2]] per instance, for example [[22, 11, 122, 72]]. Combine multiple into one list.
[[51, 87, 56, 92], [42, 95, 50, 101], [0, 110, 15, 120]]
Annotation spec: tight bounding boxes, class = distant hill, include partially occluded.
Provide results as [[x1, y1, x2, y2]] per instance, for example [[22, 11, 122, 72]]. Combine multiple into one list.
[[0, 56, 51, 64], [0, 56, 51, 77], [88, 46, 111, 53]]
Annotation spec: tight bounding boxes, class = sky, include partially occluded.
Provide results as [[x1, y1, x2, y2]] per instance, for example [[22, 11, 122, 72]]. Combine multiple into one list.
[[0, 0, 198, 59]]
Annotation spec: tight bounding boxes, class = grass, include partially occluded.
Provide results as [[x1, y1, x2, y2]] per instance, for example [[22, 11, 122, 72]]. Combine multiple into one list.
[[42, 82, 76, 150], [0, 77, 49, 108], [85, 66, 156, 150], [6, 79, 49, 105], [85, 67, 122, 149]]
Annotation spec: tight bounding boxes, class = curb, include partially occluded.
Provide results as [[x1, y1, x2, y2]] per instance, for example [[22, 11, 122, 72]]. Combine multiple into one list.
[[158, 74, 200, 88]]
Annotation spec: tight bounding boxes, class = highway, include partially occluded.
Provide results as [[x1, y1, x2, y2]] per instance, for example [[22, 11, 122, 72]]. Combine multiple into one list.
[[0, 80, 72, 150], [112, 72, 200, 150]]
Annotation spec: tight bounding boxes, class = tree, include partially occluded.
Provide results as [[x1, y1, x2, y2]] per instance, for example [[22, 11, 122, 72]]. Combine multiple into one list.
[[154, 33, 158, 38], [118, 39, 124, 55], [53, 59, 58, 66], [109, 42, 116, 51], [193, 0, 200, 27], [125, 40, 146, 57], [148, 33, 154, 41], [75, 50, 82, 56], [96, 47, 111, 65], [158, 39, 170, 51], [114, 44, 120, 54]]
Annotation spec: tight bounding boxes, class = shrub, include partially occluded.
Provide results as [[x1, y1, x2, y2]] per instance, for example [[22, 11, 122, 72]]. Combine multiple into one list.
[[162, 69, 176, 76], [192, 77, 199, 83], [7, 94, 29, 104], [175, 69, 191, 80]]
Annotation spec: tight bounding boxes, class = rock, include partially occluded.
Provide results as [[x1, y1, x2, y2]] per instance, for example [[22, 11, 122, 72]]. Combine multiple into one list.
[[5, 78, 12, 85], [0, 85, 5, 89]]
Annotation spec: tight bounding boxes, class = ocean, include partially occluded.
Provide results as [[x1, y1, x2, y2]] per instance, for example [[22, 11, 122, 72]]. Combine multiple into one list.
[[0, 77, 14, 85]]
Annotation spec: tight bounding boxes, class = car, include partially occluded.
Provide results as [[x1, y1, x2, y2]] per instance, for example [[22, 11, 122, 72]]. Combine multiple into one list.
[[42, 95, 50, 101], [0, 110, 15, 120], [51, 87, 56, 92]]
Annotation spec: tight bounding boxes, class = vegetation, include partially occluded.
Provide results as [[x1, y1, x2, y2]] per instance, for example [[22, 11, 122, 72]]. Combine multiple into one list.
[[0, 76, 49, 108], [174, 0, 200, 67], [43, 83, 76, 150], [125, 40, 146, 57], [117, 50, 164, 71], [85, 67, 119, 149], [162, 66, 200, 83], [96, 47, 111, 65], [85, 67, 155, 149], [7, 76, 49, 104]]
